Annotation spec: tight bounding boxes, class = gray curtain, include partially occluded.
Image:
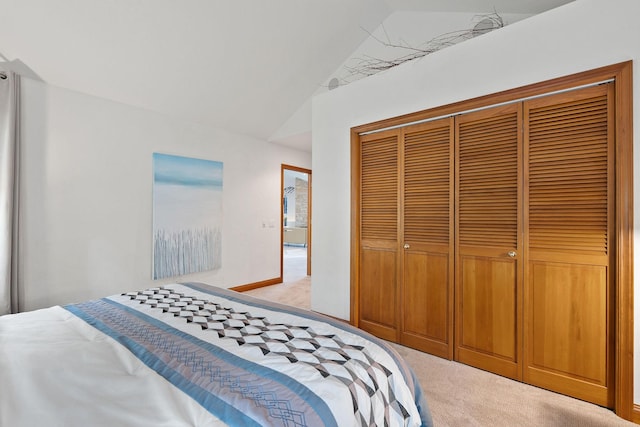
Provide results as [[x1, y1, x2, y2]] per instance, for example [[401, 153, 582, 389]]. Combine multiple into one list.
[[0, 69, 20, 315]]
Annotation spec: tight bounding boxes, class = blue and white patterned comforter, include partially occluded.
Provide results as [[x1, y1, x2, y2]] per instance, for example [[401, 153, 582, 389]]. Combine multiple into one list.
[[0, 282, 432, 427]]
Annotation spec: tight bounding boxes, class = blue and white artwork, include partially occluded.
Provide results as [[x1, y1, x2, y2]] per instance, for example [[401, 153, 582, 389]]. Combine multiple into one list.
[[153, 153, 223, 280]]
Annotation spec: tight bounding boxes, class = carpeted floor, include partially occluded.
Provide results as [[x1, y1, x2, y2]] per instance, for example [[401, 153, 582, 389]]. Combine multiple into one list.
[[244, 279, 636, 427]]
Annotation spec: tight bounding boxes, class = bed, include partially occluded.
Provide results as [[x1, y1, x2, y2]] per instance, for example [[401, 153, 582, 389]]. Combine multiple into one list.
[[0, 282, 432, 426]]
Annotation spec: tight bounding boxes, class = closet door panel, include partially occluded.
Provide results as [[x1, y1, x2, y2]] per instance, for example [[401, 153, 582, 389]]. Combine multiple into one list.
[[360, 246, 398, 340], [529, 262, 607, 382], [359, 130, 400, 341], [459, 253, 516, 360], [455, 104, 523, 380], [403, 250, 448, 342], [401, 119, 454, 358], [523, 84, 614, 407]]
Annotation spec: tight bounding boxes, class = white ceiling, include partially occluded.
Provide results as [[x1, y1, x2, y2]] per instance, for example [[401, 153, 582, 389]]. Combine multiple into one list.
[[0, 0, 573, 152]]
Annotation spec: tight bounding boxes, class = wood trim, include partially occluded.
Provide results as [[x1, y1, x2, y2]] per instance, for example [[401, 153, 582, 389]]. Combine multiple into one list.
[[632, 405, 640, 424], [353, 62, 629, 136], [312, 310, 350, 324], [230, 277, 282, 292], [613, 61, 634, 421], [281, 165, 285, 281], [281, 164, 312, 279], [307, 171, 312, 276], [350, 129, 361, 326], [350, 60, 634, 420]]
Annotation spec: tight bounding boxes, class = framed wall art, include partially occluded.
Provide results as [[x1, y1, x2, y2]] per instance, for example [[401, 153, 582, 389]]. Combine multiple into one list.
[[152, 153, 223, 279]]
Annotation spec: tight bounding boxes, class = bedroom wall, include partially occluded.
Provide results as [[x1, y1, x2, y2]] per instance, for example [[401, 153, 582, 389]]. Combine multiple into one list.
[[327, 10, 532, 88], [311, 0, 640, 403], [19, 77, 310, 311]]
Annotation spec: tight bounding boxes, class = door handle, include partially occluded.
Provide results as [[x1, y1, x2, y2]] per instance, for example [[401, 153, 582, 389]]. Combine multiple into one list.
[[403, 243, 410, 249], [507, 251, 517, 258]]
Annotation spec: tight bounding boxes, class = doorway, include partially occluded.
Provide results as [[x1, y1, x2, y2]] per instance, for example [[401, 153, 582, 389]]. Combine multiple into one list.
[[281, 165, 311, 283]]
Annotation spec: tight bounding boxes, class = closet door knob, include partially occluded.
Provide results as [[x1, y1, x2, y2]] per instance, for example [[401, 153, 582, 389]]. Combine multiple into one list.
[[403, 243, 410, 249], [507, 251, 517, 257]]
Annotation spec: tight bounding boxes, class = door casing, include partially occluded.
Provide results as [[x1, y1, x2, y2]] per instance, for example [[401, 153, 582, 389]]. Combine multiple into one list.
[[281, 164, 312, 280]]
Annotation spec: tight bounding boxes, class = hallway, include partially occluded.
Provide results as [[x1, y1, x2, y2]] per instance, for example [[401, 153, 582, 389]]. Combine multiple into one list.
[[283, 245, 308, 283]]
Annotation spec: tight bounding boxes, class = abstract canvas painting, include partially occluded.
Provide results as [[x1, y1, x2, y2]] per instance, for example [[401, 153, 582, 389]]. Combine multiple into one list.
[[152, 153, 223, 279]]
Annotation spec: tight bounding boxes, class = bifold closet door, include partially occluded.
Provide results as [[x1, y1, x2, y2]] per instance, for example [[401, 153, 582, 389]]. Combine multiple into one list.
[[358, 129, 400, 341], [400, 118, 454, 359], [523, 84, 615, 407], [454, 103, 523, 380], [355, 74, 620, 409]]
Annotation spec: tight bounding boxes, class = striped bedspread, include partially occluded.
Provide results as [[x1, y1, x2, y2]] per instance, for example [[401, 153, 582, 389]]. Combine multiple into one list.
[[1, 282, 432, 427]]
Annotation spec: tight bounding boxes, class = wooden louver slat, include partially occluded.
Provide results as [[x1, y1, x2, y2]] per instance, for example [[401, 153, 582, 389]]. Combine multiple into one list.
[[361, 135, 398, 241], [458, 112, 519, 248], [404, 125, 451, 244], [528, 94, 609, 255]]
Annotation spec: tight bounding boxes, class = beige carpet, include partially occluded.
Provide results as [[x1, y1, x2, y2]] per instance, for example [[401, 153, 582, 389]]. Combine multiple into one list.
[[244, 280, 636, 427], [246, 277, 311, 310]]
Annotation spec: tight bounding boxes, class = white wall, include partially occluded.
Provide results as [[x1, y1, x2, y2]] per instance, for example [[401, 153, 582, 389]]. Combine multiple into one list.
[[271, 11, 531, 149], [331, 11, 531, 87], [312, 0, 640, 403], [19, 78, 310, 311]]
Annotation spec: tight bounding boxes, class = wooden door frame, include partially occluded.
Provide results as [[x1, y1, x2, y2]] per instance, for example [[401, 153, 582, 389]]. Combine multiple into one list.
[[281, 164, 312, 280], [350, 61, 633, 420]]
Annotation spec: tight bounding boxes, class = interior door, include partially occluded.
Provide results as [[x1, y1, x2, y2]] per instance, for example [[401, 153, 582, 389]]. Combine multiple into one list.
[[400, 118, 454, 358], [523, 84, 615, 407], [455, 103, 523, 380], [358, 129, 400, 341]]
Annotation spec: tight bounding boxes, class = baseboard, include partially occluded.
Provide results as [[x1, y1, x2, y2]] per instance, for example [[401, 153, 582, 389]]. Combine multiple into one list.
[[311, 310, 349, 324], [230, 277, 282, 292], [632, 404, 640, 424]]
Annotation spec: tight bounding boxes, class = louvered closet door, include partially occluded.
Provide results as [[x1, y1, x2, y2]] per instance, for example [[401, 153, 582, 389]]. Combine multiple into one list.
[[455, 103, 523, 380], [358, 129, 400, 341], [523, 84, 614, 407], [401, 118, 454, 358]]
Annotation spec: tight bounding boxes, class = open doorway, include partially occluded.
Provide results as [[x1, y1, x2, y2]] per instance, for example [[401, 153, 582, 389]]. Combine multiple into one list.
[[281, 165, 311, 283]]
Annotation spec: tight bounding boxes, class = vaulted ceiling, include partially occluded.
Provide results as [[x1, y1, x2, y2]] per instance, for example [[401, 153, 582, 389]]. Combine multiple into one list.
[[0, 0, 573, 152]]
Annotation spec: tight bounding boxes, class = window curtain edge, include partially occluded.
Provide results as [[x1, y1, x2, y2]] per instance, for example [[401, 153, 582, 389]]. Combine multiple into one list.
[[11, 73, 20, 314], [0, 70, 20, 315]]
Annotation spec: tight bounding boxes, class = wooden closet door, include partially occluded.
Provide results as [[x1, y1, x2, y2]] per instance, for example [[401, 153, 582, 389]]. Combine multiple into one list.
[[400, 118, 454, 359], [523, 84, 615, 407], [455, 103, 523, 380], [358, 129, 400, 341]]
